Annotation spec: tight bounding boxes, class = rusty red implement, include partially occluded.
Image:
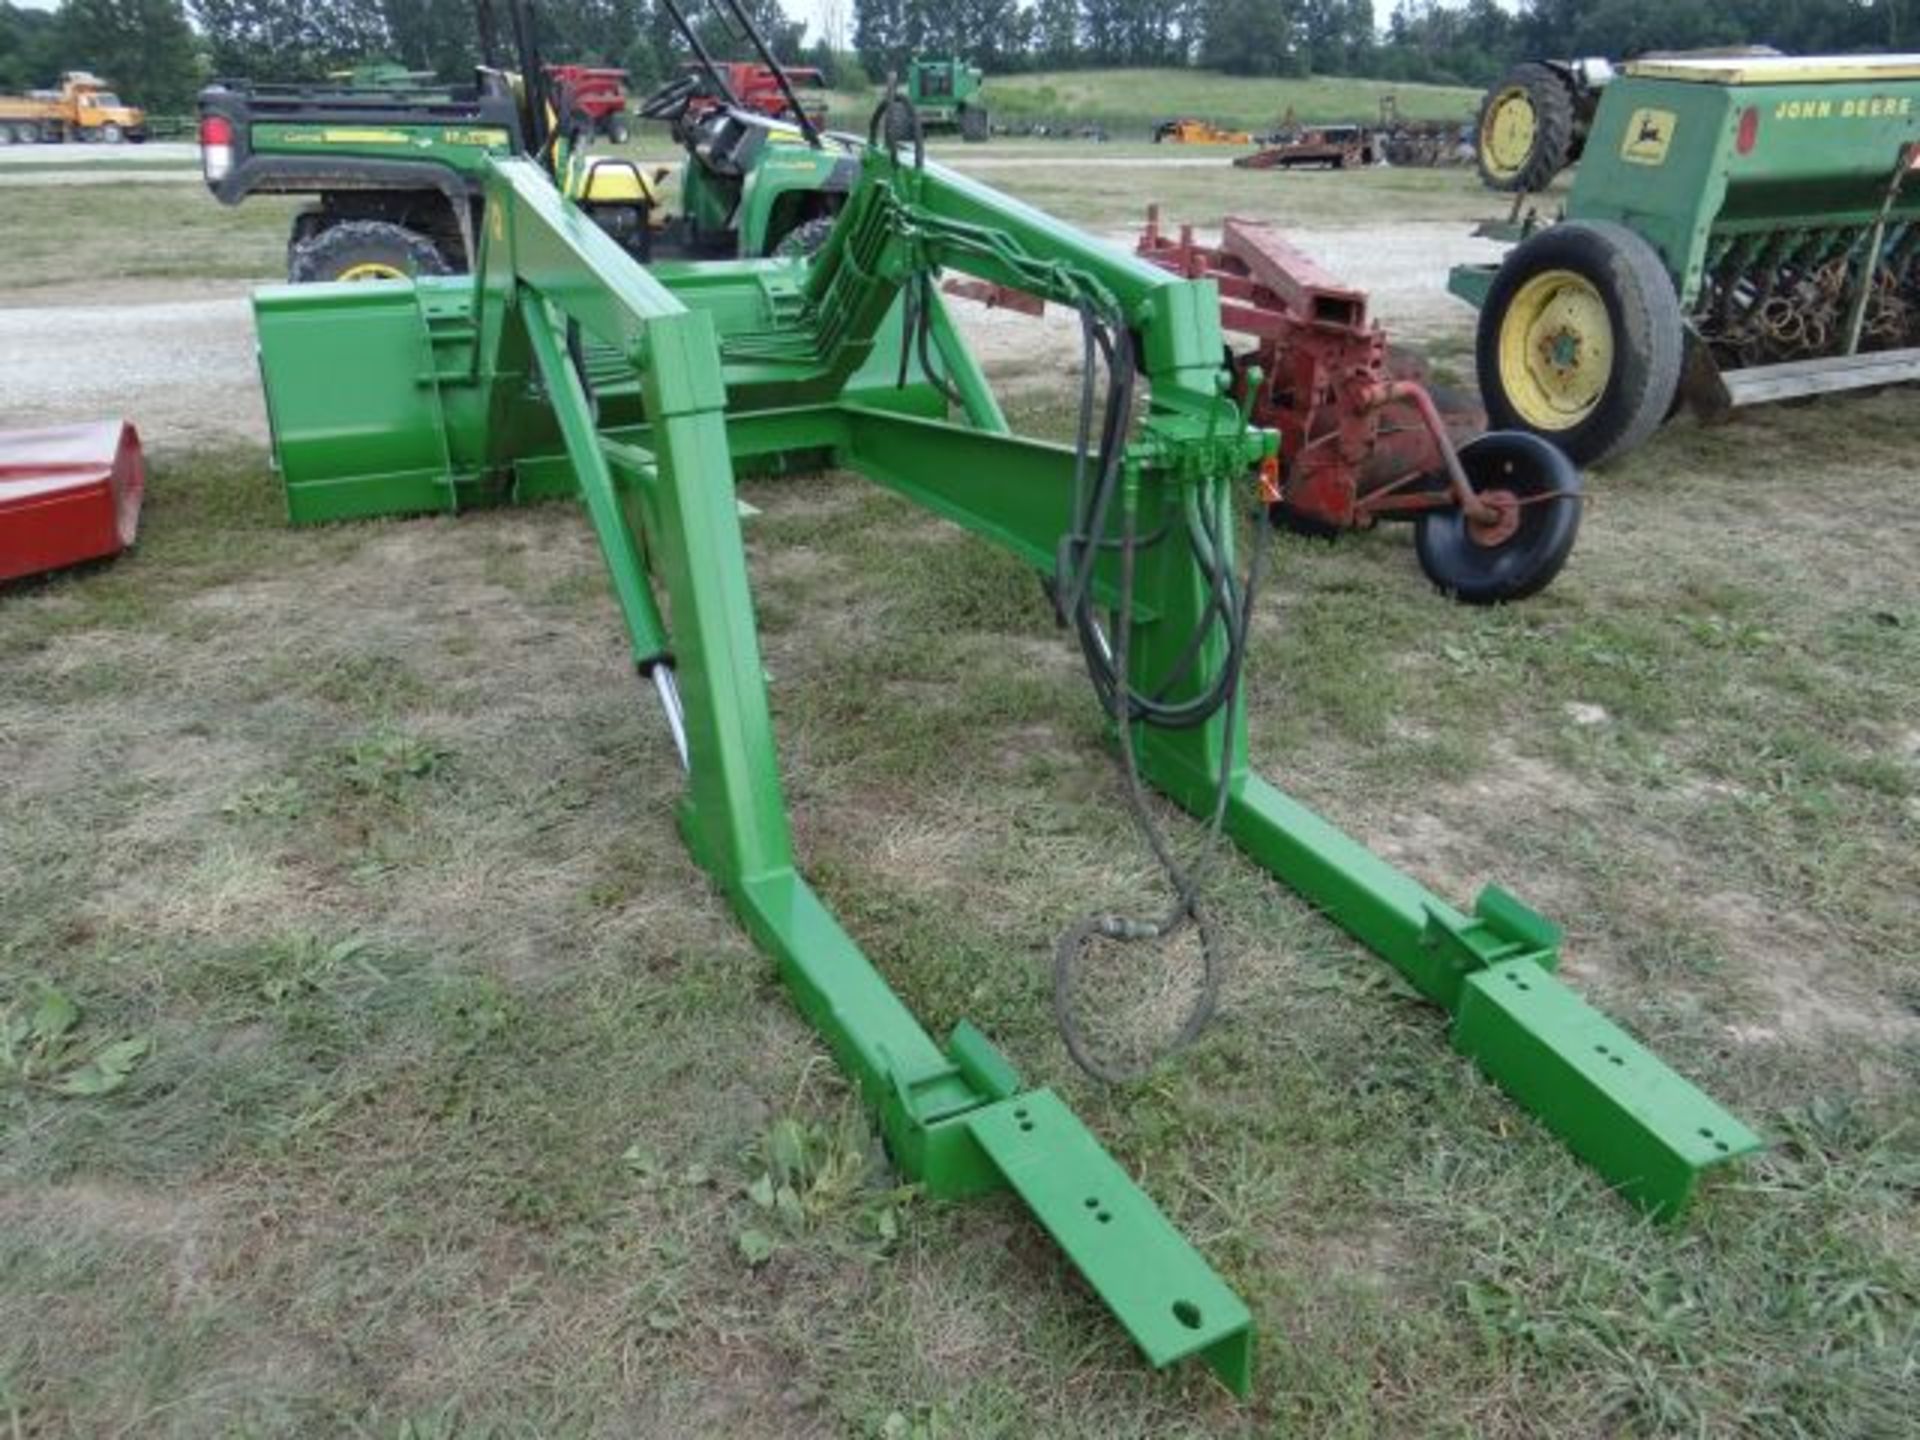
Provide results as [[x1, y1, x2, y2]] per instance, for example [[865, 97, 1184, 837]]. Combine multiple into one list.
[[1132, 208, 1584, 601], [0, 420, 145, 583]]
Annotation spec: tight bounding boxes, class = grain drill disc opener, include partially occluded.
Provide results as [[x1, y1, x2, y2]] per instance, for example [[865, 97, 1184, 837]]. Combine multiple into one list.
[[243, 41, 1762, 1396]]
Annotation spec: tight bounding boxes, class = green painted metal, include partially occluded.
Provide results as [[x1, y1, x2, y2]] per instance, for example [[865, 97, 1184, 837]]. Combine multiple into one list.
[[248, 137, 1765, 1394], [674, 123, 858, 257], [241, 78, 853, 262], [1568, 57, 1920, 307], [903, 56, 986, 131], [1451, 54, 1920, 397], [248, 118, 515, 175]]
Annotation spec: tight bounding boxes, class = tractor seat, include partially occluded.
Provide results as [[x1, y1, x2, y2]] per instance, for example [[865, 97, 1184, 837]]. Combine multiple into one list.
[[568, 156, 662, 207]]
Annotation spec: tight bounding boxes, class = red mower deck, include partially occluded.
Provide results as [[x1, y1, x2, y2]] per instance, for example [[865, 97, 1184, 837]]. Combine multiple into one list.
[[0, 420, 145, 583]]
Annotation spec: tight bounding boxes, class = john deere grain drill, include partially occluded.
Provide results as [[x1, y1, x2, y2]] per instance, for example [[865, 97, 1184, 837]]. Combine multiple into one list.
[[1453, 53, 1920, 464]]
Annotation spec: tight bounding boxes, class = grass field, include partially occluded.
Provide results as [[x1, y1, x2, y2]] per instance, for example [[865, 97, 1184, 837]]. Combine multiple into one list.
[[0, 183, 293, 289], [2, 143, 1918, 1437], [817, 69, 1480, 137]]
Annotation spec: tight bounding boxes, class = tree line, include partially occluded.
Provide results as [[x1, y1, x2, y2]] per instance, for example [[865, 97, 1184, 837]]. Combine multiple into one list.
[[855, 0, 1920, 85], [3, 0, 1917, 115]]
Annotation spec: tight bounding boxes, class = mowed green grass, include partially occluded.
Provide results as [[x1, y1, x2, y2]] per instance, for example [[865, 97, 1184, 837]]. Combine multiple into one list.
[[3, 144, 1918, 1436], [0, 181, 295, 289]]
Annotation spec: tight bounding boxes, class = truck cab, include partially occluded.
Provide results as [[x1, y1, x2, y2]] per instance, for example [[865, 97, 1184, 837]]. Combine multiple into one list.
[[72, 83, 144, 141]]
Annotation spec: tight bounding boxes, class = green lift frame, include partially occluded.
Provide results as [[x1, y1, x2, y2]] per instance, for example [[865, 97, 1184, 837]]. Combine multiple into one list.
[[249, 143, 1760, 1396]]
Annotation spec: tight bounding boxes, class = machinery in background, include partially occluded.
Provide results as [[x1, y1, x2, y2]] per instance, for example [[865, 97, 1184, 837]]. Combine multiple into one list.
[[678, 58, 827, 129], [196, 0, 855, 280], [1137, 209, 1582, 603], [0, 71, 146, 144], [1474, 50, 1794, 193], [543, 63, 632, 142], [0, 422, 145, 582], [951, 209, 1584, 601], [1453, 52, 1920, 466], [1234, 124, 1375, 170], [890, 55, 990, 142], [1152, 116, 1253, 145], [1474, 57, 1612, 192], [1376, 94, 1474, 167]]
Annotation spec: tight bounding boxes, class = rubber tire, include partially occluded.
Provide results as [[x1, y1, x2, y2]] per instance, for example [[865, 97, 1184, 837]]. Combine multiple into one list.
[[1414, 431, 1583, 604], [604, 113, 630, 145], [101, 123, 123, 144], [1476, 62, 1576, 193], [288, 220, 453, 285], [1476, 220, 1683, 468], [883, 99, 917, 149], [960, 105, 989, 142], [16, 121, 38, 144], [771, 215, 837, 260]]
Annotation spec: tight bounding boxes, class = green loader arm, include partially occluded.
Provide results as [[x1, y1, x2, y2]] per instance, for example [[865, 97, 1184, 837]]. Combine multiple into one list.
[[248, 141, 1762, 1402]]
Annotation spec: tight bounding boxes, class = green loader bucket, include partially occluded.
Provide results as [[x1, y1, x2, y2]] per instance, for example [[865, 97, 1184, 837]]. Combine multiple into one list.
[[257, 281, 464, 523]]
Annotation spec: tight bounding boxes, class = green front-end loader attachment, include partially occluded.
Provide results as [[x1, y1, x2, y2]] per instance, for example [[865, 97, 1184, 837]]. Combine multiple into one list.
[[250, 144, 1760, 1398]]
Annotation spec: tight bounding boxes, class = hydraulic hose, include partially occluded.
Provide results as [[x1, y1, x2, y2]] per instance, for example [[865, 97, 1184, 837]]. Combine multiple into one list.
[[1049, 301, 1271, 1084]]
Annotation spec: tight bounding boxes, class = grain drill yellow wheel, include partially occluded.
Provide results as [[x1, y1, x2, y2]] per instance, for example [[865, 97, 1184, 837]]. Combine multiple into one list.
[[1496, 269, 1613, 431], [1475, 220, 1682, 468]]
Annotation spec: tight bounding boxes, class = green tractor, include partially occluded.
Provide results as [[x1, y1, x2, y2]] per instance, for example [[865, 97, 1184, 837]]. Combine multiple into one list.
[[889, 56, 990, 143], [197, 0, 857, 281]]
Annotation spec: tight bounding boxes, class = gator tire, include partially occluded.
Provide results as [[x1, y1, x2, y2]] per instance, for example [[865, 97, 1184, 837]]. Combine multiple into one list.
[[289, 220, 453, 285], [772, 215, 837, 260], [883, 98, 918, 149], [1477, 62, 1576, 193], [1476, 220, 1683, 468], [960, 104, 989, 142]]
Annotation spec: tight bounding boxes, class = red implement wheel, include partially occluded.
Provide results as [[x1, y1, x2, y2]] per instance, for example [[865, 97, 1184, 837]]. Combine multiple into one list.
[[1414, 431, 1582, 603]]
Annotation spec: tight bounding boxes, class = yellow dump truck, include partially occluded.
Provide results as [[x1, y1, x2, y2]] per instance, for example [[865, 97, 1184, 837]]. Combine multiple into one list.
[[0, 72, 146, 144]]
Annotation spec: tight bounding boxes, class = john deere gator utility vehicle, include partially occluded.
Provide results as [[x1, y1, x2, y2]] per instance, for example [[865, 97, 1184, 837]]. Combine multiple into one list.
[[236, 0, 1761, 1397], [197, 0, 855, 281], [1454, 52, 1920, 466]]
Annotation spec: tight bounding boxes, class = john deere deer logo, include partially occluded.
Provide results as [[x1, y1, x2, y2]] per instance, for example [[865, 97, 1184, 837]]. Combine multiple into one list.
[[1622, 107, 1677, 165]]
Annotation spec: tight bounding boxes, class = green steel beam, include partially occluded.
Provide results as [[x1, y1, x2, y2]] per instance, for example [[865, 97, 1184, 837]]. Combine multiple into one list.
[[247, 135, 1768, 1402], [444, 152, 1259, 1394]]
